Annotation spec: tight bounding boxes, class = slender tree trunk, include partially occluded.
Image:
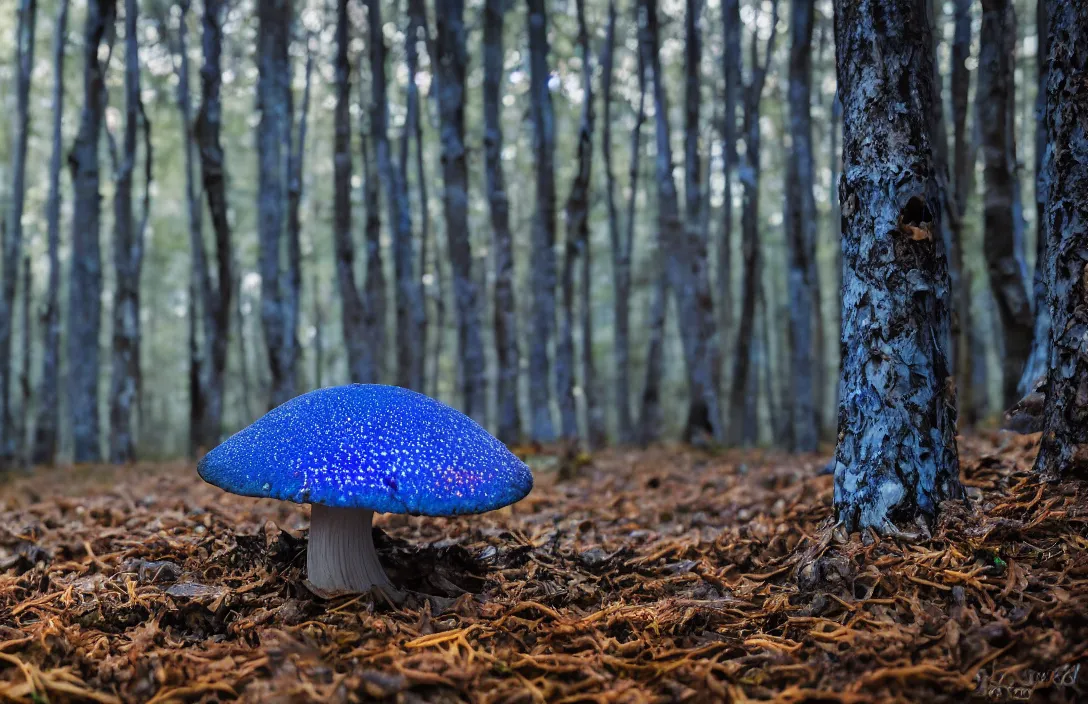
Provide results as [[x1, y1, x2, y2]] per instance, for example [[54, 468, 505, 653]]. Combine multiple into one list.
[[109, 0, 150, 463], [558, 0, 597, 443], [786, 0, 819, 452], [1019, 0, 1051, 396], [681, 0, 716, 443], [641, 0, 723, 445], [282, 38, 310, 401], [950, 0, 975, 424], [833, 0, 962, 533], [719, 0, 741, 376], [257, 0, 298, 409], [333, 0, 373, 385], [639, 270, 668, 446], [483, 0, 522, 444], [527, 0, 558, 441], [313, 271, 324, 389], [728, 3, 779, 447], [1033, 1, 1088, 478], [601, 0, 632, 444], [16, 257, 30, 464], [435, 0, 486, 421], [367, 0, 424, 393], [978, 0, 1034, 408], [33, 0, 68, 466], [404, 0, 430, 393], [1, 0, 37, 465], [191, 0, 234, 452], [359, 98, 388, 383], [68, 0, 115, 463]]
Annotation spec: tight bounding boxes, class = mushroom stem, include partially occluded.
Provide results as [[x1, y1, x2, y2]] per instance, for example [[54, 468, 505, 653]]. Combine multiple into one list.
[[307, 504, 393, 594]]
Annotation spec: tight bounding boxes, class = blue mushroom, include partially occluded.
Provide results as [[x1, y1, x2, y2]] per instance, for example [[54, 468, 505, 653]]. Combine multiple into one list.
[[198, 384, 533, 595]]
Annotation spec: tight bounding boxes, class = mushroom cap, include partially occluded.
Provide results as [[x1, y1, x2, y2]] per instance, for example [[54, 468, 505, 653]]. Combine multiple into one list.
[[197, 385, 533, 516]]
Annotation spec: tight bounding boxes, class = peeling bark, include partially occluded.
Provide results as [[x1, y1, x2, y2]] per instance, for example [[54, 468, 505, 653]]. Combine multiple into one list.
[[832, 0, 962, 533], [1033, 1, 1088, 478]]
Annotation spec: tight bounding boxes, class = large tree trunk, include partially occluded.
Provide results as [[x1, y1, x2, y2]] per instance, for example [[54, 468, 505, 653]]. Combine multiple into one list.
[[1033, 1, 1088, 478], [641, 0, 723, 445], [728, 3, 779, 447], [785, 0, 819, 452], [191, 0, 234, 451], [558, 0, 597, 444], [33, 0, 68, 466], [109, 0, 150, 463], [526, 0, 557, 442], [482, 0, 522, 444], [1018, 0, 1051, 396], [435, 0, 486, 421], [949, 0, 976, 424], [257, 0, 300, 409], [1, 0, 37, 465], [978, 0, 1034, 408], [832, 0, 962, 533], [718, 0, 741, 376], [67, 0, 115, 463], [332, 0, 373, 385], [367, 0, 424, 393], [601, 0, 633, 444]]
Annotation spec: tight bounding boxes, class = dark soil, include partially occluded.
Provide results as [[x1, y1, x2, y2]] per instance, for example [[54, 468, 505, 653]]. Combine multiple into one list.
[[0, 432, 1085, 702]]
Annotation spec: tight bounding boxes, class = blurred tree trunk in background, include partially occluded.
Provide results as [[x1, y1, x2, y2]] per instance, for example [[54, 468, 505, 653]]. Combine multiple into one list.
[[601, 0, 634, 445], [68, 0, 115, 463], [950, 0, 975, 425], [641, 0, 723, 445], [367, 0, 424, 393], [559, 0, 597, 444], [359, 49, 388, 384], [681, 0, 715, 444], [257, 0, 300, 409], [109, 0, 151, 463], [527, 0, 558, 442], [1, 0, 36, 465], [191, 0, 235, 451], [728, 1, 778, 447], [17, 258, 30, 465], [978, 0, 1033, 409], [1019, 0, 1051, 397], [33, 0, 66, 466], [1033, 0, 1088, 478], [404, 0, 430, 393], [833, 0, 961, 532], [785, 0, 819, 452], [436, 0, 486, 422], [577, 0, 605, 448], [483, 0, 522, 444], [333, 0, 374, 385], [718, 0, 741, 380]]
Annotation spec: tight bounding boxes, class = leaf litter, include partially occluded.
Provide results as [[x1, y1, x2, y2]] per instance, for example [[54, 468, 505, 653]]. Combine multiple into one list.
[[0, 432, 1085, 702]]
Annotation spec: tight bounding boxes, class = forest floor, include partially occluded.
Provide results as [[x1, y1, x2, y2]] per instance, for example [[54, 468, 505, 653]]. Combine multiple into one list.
[[0, 433, 1085, 703]]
